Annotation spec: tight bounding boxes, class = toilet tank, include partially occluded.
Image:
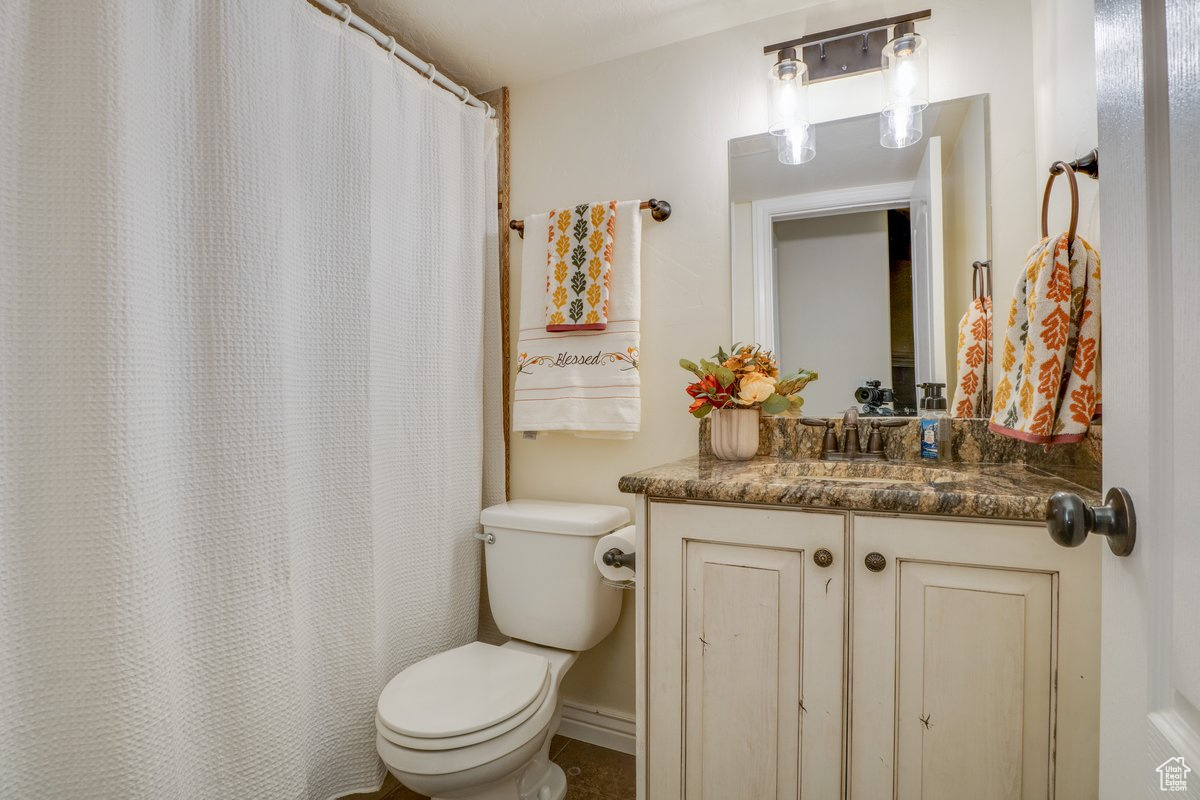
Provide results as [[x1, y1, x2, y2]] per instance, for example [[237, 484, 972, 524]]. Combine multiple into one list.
[[480, 500, 628, 652]]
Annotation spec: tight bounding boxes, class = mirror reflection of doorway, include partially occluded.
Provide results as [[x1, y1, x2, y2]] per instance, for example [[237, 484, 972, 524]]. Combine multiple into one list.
[[773, 208, 916, 416]]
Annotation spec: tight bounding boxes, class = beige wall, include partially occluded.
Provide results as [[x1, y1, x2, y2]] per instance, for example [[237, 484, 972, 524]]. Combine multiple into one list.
[[941, 97, 990, 381], [507, 0, 1071, 717], [1031, 0, 1099, 245]]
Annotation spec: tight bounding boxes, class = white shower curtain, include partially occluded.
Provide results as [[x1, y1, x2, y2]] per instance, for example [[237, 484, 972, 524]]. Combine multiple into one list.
[[0, 2, 503, 798]]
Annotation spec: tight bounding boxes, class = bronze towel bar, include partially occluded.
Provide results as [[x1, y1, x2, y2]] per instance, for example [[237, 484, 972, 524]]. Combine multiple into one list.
[[508, 199, 671, 238], [1051, 147, 1099, 179]]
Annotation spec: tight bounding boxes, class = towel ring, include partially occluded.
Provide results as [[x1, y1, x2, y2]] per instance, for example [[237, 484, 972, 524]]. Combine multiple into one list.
[[1042, 161, 1080, 249], [972, 260, 990, 301]]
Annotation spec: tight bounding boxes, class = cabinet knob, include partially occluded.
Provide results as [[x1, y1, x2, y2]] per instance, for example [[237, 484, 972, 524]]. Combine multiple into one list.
[[864, 552, 887, 572], [813, 548, 834, 568], [1045, 487, 1136, 557]]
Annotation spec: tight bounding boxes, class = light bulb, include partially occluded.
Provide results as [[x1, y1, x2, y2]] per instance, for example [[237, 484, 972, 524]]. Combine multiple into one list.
[[880, 23, 929, 148], [768, 48, 811, 139], [893, 57, 918, 98], [881, 26, 929, 114]]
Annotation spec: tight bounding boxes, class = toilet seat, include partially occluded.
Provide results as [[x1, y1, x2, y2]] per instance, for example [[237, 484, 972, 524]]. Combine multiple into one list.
[[377, 642, 551, 751]]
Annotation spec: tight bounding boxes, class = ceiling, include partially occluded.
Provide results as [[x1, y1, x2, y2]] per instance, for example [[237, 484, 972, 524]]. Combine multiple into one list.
[[352, 0, 831, 91], [729, 97, 981, 204]]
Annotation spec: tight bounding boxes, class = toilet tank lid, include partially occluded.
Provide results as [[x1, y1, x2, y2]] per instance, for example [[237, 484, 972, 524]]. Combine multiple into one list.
[[481, 499, 630, 536]]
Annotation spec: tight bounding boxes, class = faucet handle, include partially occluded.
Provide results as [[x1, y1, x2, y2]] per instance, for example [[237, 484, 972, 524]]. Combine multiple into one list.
[[865, 418, 909, 456], [801, 418, 839, 455]]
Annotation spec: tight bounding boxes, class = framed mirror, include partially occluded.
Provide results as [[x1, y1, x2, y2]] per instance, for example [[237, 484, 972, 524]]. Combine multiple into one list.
[[730, 94, 991, 417]]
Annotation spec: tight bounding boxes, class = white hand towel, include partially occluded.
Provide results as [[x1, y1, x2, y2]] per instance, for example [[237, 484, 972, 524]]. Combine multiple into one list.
[[513, 200, 642, 436]]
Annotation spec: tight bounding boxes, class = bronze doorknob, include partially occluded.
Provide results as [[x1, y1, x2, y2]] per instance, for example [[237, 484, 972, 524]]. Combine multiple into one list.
[[1045, 487, 1136, 557], [864, 552, 887, 572], [813, 548, 834, 568]]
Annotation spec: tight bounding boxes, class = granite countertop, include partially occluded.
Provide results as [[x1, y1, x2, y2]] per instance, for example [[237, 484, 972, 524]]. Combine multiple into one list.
[[618, 455, 1102, 522]]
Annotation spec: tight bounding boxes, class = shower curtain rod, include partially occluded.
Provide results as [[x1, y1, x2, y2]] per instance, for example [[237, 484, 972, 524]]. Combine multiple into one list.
[[309, 0, 494, 118]]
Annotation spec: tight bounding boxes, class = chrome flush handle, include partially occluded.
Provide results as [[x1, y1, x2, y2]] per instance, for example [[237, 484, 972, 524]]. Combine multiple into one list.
[[473, 532, 496, 545]]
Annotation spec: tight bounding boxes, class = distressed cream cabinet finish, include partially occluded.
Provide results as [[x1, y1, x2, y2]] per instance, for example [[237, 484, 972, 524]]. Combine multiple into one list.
[[850, 513, 1100, 800], [644, 500, 847, 799], [638, 500, 1100, 800]]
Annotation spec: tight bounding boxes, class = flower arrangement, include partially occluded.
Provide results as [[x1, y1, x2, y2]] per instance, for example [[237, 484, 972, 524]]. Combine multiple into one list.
[[680, 344, 817, 418]]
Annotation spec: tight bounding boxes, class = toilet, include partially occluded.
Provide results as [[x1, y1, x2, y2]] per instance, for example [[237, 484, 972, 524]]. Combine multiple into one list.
[[376, 499, 629, 800]]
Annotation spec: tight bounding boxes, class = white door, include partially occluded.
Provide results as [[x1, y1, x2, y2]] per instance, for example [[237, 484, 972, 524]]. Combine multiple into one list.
[[1094, 0, 1200, 795], [910, 136, 946, 385]]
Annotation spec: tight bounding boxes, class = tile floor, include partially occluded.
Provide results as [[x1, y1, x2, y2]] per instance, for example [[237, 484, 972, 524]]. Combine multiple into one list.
[[349, 735, 635, 800]]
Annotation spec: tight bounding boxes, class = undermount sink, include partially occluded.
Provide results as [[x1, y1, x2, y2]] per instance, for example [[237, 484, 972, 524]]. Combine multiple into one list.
[[757, 461, 963, 485]]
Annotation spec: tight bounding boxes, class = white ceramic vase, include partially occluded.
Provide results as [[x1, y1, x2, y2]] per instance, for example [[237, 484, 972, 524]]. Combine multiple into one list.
[[710, 407, 760, 461]]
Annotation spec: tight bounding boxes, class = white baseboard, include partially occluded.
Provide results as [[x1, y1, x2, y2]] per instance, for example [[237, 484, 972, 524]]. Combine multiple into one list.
[[557, 700, 637, 756]]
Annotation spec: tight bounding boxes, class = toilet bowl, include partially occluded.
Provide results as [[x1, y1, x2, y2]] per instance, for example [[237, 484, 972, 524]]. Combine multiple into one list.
[[376, 500, 630, 800], [377, 641, 577, 800]]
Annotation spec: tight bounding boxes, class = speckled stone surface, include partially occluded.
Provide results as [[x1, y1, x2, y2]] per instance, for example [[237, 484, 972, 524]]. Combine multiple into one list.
[[698, 416, 1102, 489], [617, 456, 1101, 522]]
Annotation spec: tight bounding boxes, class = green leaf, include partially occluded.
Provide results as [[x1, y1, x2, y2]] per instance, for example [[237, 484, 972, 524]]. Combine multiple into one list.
[[570, 269, 587, 295], [691, 403, 713, 418], [679, 358, 703, 377], [699, 358, 719, 375], [762, 392, 790, 415], [776, 395, 806, 417], [716, 346, 728, 363], [714, 366, 736, 388]]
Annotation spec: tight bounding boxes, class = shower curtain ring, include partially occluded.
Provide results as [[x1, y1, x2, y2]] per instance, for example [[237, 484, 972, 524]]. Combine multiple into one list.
[[336, 3, 352, 24], [424, 63, 438, 82], [459, 86, 472, 104], [384, 36, 397, 58]]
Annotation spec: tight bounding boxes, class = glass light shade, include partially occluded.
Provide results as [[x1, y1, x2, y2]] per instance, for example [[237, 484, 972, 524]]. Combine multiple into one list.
[[880, 104, 924, 148], [777, 124, 816, 165], [768, 53, 810, 137], [880, 30, 929, 114]]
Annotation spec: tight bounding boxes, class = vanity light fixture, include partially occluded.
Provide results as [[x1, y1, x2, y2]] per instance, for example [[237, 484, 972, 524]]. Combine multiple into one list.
[[767, 48, 814, 164], [880, 21, 929, 148], [763, 9, 932, 162]]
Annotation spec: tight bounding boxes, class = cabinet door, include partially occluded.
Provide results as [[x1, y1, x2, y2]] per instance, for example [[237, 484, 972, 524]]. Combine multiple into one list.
[[850, 514, 1101, 800], [647, 501, 846, 800]]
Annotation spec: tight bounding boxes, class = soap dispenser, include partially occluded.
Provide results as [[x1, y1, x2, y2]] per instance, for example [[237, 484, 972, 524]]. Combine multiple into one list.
[[918, 383, 951, 461]]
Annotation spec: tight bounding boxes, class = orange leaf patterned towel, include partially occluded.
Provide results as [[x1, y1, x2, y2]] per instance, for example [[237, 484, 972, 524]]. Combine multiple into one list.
[[989, 234, 1100, 445], [545, 201, 617, 331], [952, 296, 993, 418]]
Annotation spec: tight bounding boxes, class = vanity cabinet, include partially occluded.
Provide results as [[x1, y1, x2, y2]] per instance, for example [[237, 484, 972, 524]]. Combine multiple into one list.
[[645, 501, 847, 800], [640, 501, 1101, 799], [850, 514, 1100, 800]]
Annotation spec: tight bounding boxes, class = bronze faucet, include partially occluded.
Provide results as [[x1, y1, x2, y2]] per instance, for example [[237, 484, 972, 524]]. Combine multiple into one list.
[[801, 408, 908, 461]]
